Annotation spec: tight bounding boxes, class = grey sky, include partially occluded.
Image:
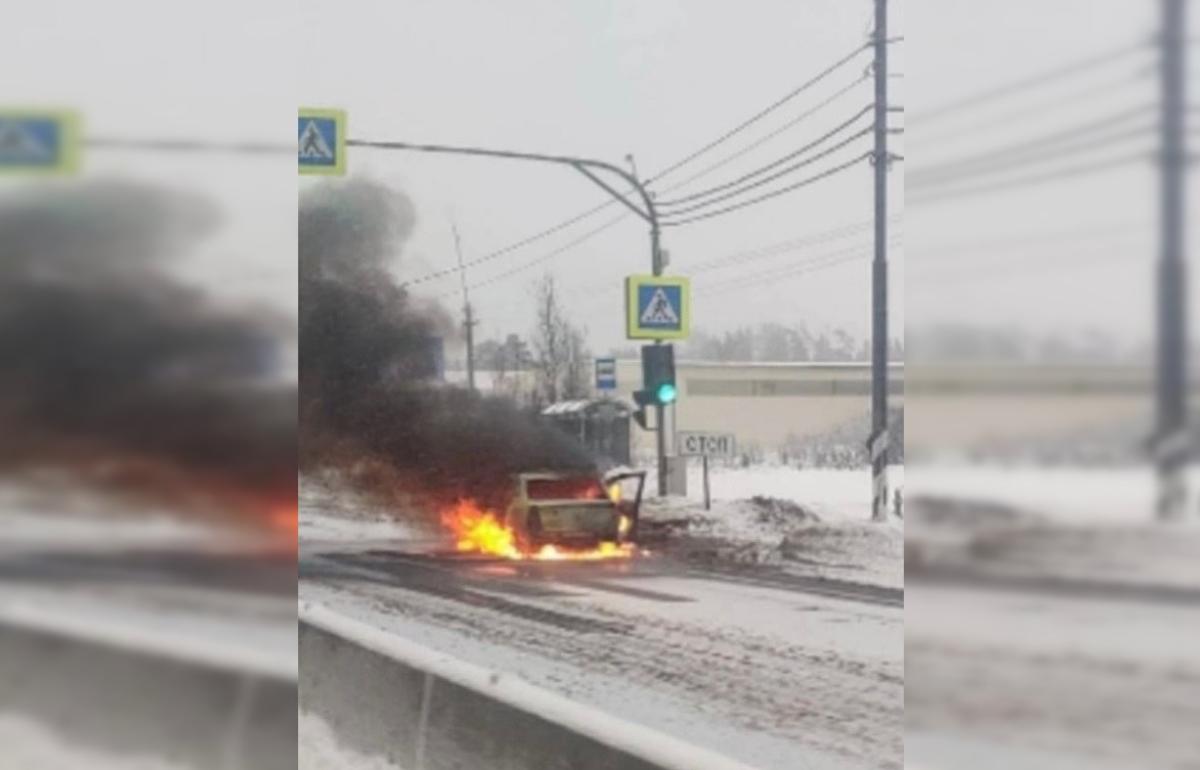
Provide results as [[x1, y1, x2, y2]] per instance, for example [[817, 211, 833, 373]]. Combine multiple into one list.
[[910, 0, 1199, 349], [299, 0, 905, 355], [11, 0, 1196, 356], [6, 0, 297, 318]]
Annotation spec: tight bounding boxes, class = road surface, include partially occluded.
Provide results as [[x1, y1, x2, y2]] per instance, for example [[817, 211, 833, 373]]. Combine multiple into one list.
[[300, 537, 904, 770]]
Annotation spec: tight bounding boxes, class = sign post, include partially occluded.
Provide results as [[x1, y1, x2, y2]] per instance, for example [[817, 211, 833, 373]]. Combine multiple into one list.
[[677, 431, 736, 512]]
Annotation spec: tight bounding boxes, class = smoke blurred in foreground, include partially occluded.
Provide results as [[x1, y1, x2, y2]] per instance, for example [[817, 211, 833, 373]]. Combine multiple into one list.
[[0, 175, 297, 770], [1, 2, 297, 764], [906, 1, 1199, 768]]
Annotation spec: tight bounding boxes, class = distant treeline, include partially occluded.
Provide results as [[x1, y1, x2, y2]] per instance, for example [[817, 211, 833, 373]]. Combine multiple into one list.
[[612, 323, 903, 363]]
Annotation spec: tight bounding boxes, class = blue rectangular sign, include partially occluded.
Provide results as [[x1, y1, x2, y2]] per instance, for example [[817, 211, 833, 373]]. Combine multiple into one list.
[[595, 357, 617, 390]]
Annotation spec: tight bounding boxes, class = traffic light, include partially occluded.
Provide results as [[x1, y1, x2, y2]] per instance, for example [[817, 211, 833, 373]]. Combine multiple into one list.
[[631, 344, 676, 430], [642, 343, 676, 404]]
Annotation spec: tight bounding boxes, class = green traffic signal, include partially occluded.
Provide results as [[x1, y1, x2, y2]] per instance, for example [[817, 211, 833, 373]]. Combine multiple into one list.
[[656, 383, 677, 404]]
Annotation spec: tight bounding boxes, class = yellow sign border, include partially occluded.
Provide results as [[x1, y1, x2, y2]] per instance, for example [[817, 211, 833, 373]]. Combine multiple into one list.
[[0, 109, 80, 175], [625, 274, 691, 340], [298, 107, 347, 176]]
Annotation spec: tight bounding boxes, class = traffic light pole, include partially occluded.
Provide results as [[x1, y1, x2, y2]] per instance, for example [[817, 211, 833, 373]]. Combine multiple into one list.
[[345, 138, 669, 495]]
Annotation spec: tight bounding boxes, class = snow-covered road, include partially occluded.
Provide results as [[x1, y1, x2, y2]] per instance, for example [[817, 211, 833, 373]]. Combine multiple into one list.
[[301, 546, 902, 770], [299, 468, 904, 769]]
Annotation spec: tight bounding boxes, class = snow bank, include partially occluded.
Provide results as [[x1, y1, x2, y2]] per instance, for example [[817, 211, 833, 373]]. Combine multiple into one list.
[[641, 464, 905, 588]]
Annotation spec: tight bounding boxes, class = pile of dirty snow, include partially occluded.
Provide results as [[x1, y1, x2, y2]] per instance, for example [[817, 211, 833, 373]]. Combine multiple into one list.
[[644, 493, 903, 588]]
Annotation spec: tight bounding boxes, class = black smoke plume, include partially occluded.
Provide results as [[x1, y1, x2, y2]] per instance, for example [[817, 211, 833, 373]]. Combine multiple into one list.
[[0, 181, 296, 523], [299, 179, 593, 515]]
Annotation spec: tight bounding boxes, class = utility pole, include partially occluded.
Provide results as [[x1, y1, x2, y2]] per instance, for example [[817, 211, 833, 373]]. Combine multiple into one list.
[[869, 0, 890, 522], [1155, 0, 1188, 520], [452, 221, 477, 393], [629, 152, 670, 497]]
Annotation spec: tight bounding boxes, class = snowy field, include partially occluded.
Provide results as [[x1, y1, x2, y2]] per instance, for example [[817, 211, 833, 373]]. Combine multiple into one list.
[[907, 462, 1200, 526], [904, 462, 1200, 770], [651, 461, 904, 522]]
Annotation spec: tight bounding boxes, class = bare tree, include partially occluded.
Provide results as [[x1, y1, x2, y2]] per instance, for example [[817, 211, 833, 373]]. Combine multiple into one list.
[[531, 275, 591, 405]]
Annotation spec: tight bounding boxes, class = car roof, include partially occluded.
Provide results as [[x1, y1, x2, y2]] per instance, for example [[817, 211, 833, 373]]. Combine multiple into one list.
[[518, 471, 598, 481]]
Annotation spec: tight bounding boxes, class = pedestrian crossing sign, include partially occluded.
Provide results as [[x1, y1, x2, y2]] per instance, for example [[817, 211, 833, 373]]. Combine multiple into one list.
[[625, 274, 690, 340], [298, 108, 346, 175], [0, 109, 80, 174]]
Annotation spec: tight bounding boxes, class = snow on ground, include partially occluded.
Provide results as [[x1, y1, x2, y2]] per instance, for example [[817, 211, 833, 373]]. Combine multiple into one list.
[[906, 584, 1200, 770], [299, 711, 403, 770], [300, 477, 419, 543], [642, 464, 904, 589], [303, 571, 902, 770], [649, 462, 904, 523], [0, 484, 235, 553], [905, 463, 1200, 769], [907, 462, 1200, 527], [300, 462, 904, 769], [0, 712, 190, 770], [905, 462, 1200, 590]]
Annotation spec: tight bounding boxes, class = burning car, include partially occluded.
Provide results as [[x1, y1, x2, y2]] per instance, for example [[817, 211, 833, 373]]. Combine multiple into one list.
[[505, 469, 645, 552]]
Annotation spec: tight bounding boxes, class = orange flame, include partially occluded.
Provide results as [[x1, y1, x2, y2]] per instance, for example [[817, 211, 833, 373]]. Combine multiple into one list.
[[440, 499, 520, 559], [440, 498, 633, 561]]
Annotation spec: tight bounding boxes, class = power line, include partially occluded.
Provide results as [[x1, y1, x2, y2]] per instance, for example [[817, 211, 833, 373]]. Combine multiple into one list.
[[911, 125, 1151, 189], [696, 236, 903, 296], [910, 108, 1156, 188], [917, 40, 1151, 124], [564, 216, 898, 305], [692, 216, 902, 275], [909, 150, 1148, 204], [661, 152, 871, 227], [657, 103, 875, 207], [656, 73, 870, 196], [659, 131, 873, 218], [690, 218, 874, 272], [910, 72, 1148, 147], [648, 42, 871, 183], [401, 42, 875, 289], [695, 243, 872, 295], [400, 199, 614, 287], [433, 213, 628, 300]]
